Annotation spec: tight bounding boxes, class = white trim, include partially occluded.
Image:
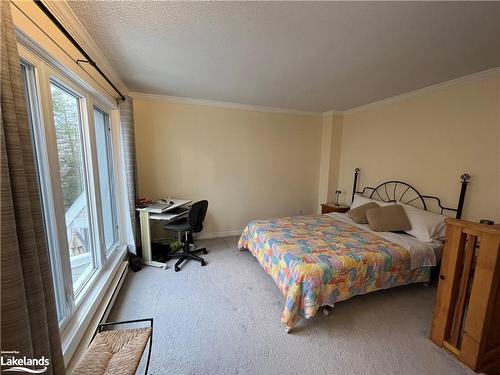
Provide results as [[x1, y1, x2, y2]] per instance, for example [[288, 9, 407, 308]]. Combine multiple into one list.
[[40, 0, 129, 96], [70, 253, 91, 269], [129, 92, 323, 117], [16, 30, 117, 110], [131, 67, 499, 117], [18, 38, 132, 362], [23, 2, 497, 119], [322, 110, 342, 116], [61, 246, 127, 366], [197, 229, 243, 240], [65, 260, 129, 372], [29, 0, 497, 118], [20, 59, 68, 321], [111, 109, 135, 252], [342, 67, 500, 115]]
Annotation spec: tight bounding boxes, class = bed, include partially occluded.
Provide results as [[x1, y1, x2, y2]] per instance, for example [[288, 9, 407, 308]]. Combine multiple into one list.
[[238, 169, 470, 332]]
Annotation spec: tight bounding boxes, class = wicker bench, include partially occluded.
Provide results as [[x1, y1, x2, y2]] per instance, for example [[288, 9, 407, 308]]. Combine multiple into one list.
[[73, 318, 153, 375]]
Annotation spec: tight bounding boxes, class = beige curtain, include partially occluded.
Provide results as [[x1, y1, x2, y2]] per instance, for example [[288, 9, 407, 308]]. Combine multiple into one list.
[[0, 2, 64, 374], [119, 97, 140, 251]]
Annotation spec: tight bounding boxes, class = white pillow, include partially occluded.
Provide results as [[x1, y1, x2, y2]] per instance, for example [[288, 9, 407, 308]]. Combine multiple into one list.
[[397, 202, 447, 242], [351, 194, 394, 209]]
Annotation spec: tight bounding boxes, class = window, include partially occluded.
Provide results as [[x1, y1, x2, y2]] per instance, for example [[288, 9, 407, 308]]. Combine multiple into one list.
[[19, 52, 125, 332], [50, 82, 96, 294], [94, 108, 118, 254]]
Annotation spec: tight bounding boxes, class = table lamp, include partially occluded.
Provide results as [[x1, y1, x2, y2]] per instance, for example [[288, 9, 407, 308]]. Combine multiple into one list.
[[335, 190, 341, 206]]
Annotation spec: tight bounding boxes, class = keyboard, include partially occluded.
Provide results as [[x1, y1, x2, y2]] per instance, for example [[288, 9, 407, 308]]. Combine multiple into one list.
[[167, 206, 189, 215], [147, 202, 173, 213]]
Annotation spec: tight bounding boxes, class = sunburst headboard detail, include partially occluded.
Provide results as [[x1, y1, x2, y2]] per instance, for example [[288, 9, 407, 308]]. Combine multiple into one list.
[[351, 168, 470, 219]]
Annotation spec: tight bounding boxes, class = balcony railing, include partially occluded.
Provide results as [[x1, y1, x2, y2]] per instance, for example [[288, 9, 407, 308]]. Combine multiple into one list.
[[65, 192, 92, 288]]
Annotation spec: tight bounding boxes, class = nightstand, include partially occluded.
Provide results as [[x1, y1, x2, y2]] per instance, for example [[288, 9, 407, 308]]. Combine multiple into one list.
[[321, 203, 350, 214]]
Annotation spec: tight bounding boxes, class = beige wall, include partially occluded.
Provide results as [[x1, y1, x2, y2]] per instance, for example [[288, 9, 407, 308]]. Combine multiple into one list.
[[336, 70, 500, 222], [327, 114, 344, 203], [317, 113, 344, 208], [135, 70, 499, 236], [317, 115, 334, 208], [134, 98, 322, 237]]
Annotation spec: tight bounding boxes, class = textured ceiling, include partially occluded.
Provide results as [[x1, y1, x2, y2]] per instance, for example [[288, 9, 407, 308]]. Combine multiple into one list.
[[68, 1, 500, 112]]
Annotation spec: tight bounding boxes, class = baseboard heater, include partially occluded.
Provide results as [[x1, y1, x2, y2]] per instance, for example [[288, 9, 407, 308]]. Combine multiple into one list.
[[66, 261, 129, 371], [100, 261, 129, 323]]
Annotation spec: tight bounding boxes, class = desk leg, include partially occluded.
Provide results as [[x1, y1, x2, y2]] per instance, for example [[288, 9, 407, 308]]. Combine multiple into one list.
[[139, 210, 152, 263], [139, 211, 166, 268]]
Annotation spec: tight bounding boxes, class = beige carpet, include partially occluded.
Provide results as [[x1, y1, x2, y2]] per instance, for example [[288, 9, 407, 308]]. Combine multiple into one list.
[[109, 236, 476, 375]]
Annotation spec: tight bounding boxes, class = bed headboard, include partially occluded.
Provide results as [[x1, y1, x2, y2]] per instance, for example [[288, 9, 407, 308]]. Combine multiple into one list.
[[351, 168, 470, 219]]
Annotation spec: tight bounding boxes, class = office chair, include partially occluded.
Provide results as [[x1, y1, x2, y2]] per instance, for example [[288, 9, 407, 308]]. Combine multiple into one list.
[[164, 200, 209, 272]]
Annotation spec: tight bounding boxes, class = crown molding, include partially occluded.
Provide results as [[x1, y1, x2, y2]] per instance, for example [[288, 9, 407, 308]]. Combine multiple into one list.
[[41, 0, 129, 96], [133, 67, 498, 118], [341, 67, 500, 115], [34, 2, 497, 118], [129, 92, 323, 117], [322, 110, 342, 117]]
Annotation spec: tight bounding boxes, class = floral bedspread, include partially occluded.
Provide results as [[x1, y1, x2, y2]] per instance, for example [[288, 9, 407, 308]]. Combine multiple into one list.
[[238, 214, 430, 330]]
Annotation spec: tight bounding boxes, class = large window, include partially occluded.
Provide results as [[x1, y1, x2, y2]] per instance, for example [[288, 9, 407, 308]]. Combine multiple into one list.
[[20, 52, 124, 331]]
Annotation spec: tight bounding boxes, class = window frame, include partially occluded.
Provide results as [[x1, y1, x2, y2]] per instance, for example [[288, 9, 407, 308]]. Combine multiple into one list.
[[20, 61, 69, 323], [93, 106, 120, 256], [49, 77, 99, 300], [18, 41, 127, 348]]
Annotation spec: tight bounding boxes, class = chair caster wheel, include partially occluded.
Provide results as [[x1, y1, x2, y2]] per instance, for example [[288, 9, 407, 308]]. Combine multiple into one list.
[[203, 249, 208, 254], [201, 261, 207, 267], [175, 266, 180, 272]]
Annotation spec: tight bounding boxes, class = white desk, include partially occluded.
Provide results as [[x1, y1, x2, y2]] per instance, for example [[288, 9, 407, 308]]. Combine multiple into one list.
[[136, 199, 192, 267]]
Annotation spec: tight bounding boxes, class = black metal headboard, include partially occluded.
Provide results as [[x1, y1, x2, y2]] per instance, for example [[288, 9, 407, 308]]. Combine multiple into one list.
[[351, 168, 470, 219]]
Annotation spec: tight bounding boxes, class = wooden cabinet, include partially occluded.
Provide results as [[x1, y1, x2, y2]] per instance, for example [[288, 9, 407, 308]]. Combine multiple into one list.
[[321, 203, 349, 214], [430, 218, 500, 372]]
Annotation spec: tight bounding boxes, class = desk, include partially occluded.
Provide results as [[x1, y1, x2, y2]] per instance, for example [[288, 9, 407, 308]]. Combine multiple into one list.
[[136, 199, 192, 267]]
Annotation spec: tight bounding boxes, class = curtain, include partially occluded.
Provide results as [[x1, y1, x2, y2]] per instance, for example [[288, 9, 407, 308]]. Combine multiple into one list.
[[0, 2, 65, 374], [119, 97, 139, 252]]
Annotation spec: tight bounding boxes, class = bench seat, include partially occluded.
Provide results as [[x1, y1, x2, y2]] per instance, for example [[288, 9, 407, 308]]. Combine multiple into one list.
[[73, 327, 152, 375]]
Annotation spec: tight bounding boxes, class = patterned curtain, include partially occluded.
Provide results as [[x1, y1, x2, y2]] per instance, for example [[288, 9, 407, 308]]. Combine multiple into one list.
[[119, 97, 139, 250], [0, 2, 64, 374]]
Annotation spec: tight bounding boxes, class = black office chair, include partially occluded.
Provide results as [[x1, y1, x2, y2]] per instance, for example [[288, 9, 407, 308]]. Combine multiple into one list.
[[164, 200, 209, 272]]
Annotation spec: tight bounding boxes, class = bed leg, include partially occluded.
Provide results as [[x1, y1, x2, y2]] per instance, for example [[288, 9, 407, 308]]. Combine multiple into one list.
[[322, 306, 333, 316]]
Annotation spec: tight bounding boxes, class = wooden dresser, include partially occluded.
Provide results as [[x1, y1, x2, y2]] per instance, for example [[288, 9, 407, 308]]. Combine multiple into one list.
[[430, 218, 500, 372], [321, 203, 349, 214]]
